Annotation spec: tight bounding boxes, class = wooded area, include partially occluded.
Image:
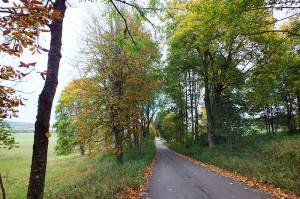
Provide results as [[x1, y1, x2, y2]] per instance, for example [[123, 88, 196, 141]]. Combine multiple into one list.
[[157, 0, 300, 147], [0, 0, 300, 198]]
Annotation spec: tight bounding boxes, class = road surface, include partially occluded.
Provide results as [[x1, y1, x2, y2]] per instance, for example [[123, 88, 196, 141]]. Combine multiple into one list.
[[147, 139, 273, 199]]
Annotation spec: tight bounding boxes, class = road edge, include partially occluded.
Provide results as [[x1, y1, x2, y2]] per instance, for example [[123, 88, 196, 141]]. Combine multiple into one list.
[[169, 147, 298, 199]]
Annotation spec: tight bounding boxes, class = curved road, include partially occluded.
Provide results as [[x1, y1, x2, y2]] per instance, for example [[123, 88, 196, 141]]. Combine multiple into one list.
[[147, 139, 273, 199]]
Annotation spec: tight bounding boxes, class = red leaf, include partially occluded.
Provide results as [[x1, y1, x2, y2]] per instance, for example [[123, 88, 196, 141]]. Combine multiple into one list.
[[3, 29, 11, 36]]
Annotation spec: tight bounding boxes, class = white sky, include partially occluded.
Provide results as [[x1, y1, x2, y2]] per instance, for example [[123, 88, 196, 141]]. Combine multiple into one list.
[[5, 1, 93, 125]]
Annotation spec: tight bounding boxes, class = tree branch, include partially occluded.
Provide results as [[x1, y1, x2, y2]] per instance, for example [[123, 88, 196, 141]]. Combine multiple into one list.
[[244, 29, 300, 37], [110, 0, 136, 45], [247, 6, 300, 11]]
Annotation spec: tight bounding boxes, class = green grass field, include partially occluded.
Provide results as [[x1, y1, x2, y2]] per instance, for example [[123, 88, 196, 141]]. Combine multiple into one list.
[[0, 133, 156, 198], [0, 133, 83, 198]]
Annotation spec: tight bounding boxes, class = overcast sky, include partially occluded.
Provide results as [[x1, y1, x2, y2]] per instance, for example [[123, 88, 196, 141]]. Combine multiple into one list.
[[6, 1, 92, 125]]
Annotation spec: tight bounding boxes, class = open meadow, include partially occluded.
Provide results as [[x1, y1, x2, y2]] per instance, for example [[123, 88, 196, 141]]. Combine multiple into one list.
[[0, 133, 86, 198]]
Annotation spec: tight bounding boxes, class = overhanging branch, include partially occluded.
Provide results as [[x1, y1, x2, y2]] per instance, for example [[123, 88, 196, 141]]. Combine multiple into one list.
[[110, 0, 136, 45], [244, 29, 300, 37]]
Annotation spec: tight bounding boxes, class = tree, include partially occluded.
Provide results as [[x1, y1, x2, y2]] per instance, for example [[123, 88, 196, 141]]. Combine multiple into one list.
[[246, 21, 300, 134], [154, 109, 167, 138], [11, 0, 161, 197], [161, 112, 178, 142], [140, 93, 165, 138], [0, 119, 17, 149], [52, 83, 79, 156], [0, 1, 64, 197], [27, 0, 67, 198], [64, 8, 160, 163], [165, 0, 276, 149], [0, 0, 60, 119]]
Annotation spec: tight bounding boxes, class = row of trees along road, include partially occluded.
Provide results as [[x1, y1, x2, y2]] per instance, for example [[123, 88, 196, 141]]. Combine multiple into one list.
[[156, 0, 300, 148], [1, 0, 300, 198], [53, 8, 160, 163], [1, 0, 159, 198], [0, 0, 65, 198]]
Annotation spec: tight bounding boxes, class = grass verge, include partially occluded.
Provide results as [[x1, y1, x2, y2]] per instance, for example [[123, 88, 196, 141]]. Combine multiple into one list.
[[167, 134, 300, 197], [0, 133, 156, 198], [44, 141, 156, 199]]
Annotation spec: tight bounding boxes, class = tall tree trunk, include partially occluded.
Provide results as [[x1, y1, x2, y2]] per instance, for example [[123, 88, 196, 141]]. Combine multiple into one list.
[[133, 127, 140, 151], [189, 70, 195, 145], [193, 78, 199, 143], [285, 94, 296, 135], [179, 100, 184, 144], [203, 51, 215, 149], [194, 99, 199, 143], [78, 140, 85, 156], [213, 82, 222, 132], [296, 89, 300, 132], [274, 103, 280, 132], [266, 105, 271, 133], [185, 73, 189, 145], [146, 102, 150, 137], [115, 132, 124, 164], [112, 80, 124, 164], [27, 1, 66, 198], [270, 106, 274, 133], [114, 127, 124, 164], [264, 114, 268, 133]]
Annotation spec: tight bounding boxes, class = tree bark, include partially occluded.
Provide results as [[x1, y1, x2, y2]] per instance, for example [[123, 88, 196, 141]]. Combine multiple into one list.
[[115, 127, 124, 164], [179, 100, 184, 144], [189, 70, 195, 145], [296, 89, 300, 132], [264, 114, 268, 133], [27, 1, 66, 198], [285, 94, 296, 135], [185, 73, 189, 146], [145, 102, 151, 138], [270, 106, 274, 133], [78, 140, 85, 156], [133, 128, 140, 151], [203, 51, 215, 149], [112, 79, 124, 164], [194, 97, 199, 143]]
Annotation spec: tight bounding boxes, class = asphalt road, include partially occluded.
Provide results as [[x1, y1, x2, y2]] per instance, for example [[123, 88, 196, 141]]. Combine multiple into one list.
[[147, 139, 273, 199]]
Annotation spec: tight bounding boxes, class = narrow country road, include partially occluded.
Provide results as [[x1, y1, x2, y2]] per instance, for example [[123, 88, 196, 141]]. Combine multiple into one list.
[[147, 139, 273, 199]]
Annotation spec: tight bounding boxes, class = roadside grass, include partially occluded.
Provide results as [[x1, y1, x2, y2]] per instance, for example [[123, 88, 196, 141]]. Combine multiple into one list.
[[0, 133, 156, 198], [46, 141, 156, 199], [167, 133, 300, 195]]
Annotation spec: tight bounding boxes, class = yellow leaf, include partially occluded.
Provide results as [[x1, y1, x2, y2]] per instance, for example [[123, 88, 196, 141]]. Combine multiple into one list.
[[19, 45, 23, 53]]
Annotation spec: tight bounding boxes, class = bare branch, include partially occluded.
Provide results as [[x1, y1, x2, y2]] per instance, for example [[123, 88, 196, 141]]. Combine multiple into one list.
[[110, 0, 136, 45]]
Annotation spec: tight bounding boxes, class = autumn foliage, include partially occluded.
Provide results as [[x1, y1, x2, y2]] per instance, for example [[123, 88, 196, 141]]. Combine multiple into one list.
[[0, 0, 60, 118]]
